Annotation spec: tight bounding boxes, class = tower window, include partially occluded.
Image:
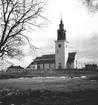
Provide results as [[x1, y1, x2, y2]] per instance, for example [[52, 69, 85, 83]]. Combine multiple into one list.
[[66, 45, 67, 48], [58, 44, 62, 48]]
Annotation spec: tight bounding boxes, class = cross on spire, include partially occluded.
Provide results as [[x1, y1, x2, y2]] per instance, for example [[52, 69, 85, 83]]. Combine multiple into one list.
[[61, 13, 62, 19], [59, 13, 64, 29], [60, 13, 63, 23]]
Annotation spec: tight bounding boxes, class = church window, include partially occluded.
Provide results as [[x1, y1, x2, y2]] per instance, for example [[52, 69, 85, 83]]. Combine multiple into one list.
[[58, 44, 62, 48]]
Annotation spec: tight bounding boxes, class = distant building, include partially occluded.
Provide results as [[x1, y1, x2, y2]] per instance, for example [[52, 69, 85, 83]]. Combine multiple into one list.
[[27, 19, 78, 70], [0, 70, 5, 74], [6, 65, 25, 73], [85, 64, 97, 69], [26, 62, 37, 70]]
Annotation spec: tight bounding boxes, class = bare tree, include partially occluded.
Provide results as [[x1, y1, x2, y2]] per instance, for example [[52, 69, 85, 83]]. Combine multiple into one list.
[[0, 0, 47, 60], [81, 0, 98, 13]]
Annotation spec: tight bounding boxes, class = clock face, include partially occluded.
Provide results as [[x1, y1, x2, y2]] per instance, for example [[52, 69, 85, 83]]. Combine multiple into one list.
[[58, 44, 62, 48]]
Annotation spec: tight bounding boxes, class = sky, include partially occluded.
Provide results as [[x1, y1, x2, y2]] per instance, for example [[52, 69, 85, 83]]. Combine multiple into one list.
[[1, 0, 98, 70]]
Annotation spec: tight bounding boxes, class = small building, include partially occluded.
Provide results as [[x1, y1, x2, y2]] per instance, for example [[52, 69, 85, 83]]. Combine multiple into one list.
[[26, 62, 37, 70], [85, 64, 97, 69], [0, 70, 6, 74], [6, 65, 25, 73]]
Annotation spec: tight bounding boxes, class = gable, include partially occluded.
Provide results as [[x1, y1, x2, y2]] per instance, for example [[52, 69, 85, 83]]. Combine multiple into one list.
[[67, 52, 76, 63]]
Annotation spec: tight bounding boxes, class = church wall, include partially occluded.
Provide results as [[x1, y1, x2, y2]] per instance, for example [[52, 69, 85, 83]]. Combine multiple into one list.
[[64, 41, 68, 68], [40, 64, 44, 69], [37, 63, 55, 70], [67, 62, 74, 69], [74, 54, 78, 68], [44, 64, 49, 69], [50, 63, 55, 69], [70, 62, 74, 68], [67, 63, 70, 69], [55, 40, 68, 69], [30, 64, 37, 70], [55, 41, 64, 69]]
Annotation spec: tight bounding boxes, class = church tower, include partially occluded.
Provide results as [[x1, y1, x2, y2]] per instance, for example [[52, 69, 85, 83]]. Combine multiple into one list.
[[55, 19, 68, 69]]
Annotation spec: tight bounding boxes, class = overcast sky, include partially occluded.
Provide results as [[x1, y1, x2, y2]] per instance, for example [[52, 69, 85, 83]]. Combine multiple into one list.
[[1, 0, 98, 69]]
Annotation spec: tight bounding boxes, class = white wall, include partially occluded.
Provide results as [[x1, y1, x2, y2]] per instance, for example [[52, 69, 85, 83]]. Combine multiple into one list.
[[40, 64, 44, 69], [35, 63, 55, 70], [74, 54, 77, 69], [55, 40, 68, 69], [70, 62, 74, 68], [50, 63, 55, 69], [27, 64, 37, 70], [44, 64, 49, 69], [67, 62, 74, 69], [7, 68, 25, 73]]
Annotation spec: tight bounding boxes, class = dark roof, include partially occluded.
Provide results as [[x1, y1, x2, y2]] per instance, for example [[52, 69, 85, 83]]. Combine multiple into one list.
[[26, 62, 37, 68], [32, 52, 76, 64], [31, 62, 37, 65], [34, 54, 55, 61], [68, 52, 76, 58], [8, 65, 24, 69], [33, 54, 55, 64], [67, 52, 76, 63], [42, 54, 55, 59], [35, 60, 55, 64]]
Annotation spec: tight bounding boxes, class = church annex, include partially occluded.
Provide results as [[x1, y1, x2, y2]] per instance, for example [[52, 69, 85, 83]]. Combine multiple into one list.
[[27, 19, 77, 70]]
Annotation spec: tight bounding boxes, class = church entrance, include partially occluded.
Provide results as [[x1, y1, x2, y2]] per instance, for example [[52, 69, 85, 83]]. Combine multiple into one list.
[[58, 62, 62, 69]]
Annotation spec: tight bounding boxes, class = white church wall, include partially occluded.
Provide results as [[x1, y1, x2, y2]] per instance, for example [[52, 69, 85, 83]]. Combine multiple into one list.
[[67, 63, 70, 69], [64, 42, 68, 68], [74, 54, 78, 69], [50, 63, 55, 69], [55, 40, 68, 69], [26, 64, 37, 70], [35, 63, 55, 70], [67, 62, 74, 69], [40, 64, 44, 69], [44, 64, 49, 69], [30, 64, 37, 70], [70, 62, 74, 68]]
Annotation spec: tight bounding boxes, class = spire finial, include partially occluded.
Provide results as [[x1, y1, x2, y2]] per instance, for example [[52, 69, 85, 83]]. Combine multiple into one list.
[[59, 13, 64, 29], [61, 13, 62, 20], [60, 13, 63, 23]]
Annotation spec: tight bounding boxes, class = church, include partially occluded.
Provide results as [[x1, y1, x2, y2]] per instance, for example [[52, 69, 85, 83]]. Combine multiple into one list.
[[27, 19, 78, 70]]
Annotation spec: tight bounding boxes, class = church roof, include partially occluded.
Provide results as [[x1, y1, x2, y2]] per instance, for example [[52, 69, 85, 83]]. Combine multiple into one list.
[[69, 52, 76, 58], [67, 52, 76, 63], [31, 52, 76, 64], [7, 65, 24, 69], [35, 54, 55, 61], [27, 62, 37, 68], [34, 54, 55, 64]]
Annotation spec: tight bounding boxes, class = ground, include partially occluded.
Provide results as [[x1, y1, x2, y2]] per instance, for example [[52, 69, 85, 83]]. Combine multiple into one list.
[[0, 70, 98, 105]]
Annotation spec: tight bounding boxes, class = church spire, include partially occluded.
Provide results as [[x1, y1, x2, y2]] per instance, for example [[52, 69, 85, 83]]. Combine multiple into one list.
[[59, 14, 64, 30], [57, 16, 66, 40]]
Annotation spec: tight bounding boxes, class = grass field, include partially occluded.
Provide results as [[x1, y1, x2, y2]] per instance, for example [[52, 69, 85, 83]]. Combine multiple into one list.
[[0, 69, 98, 79], [0, 70, 98, 105]]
